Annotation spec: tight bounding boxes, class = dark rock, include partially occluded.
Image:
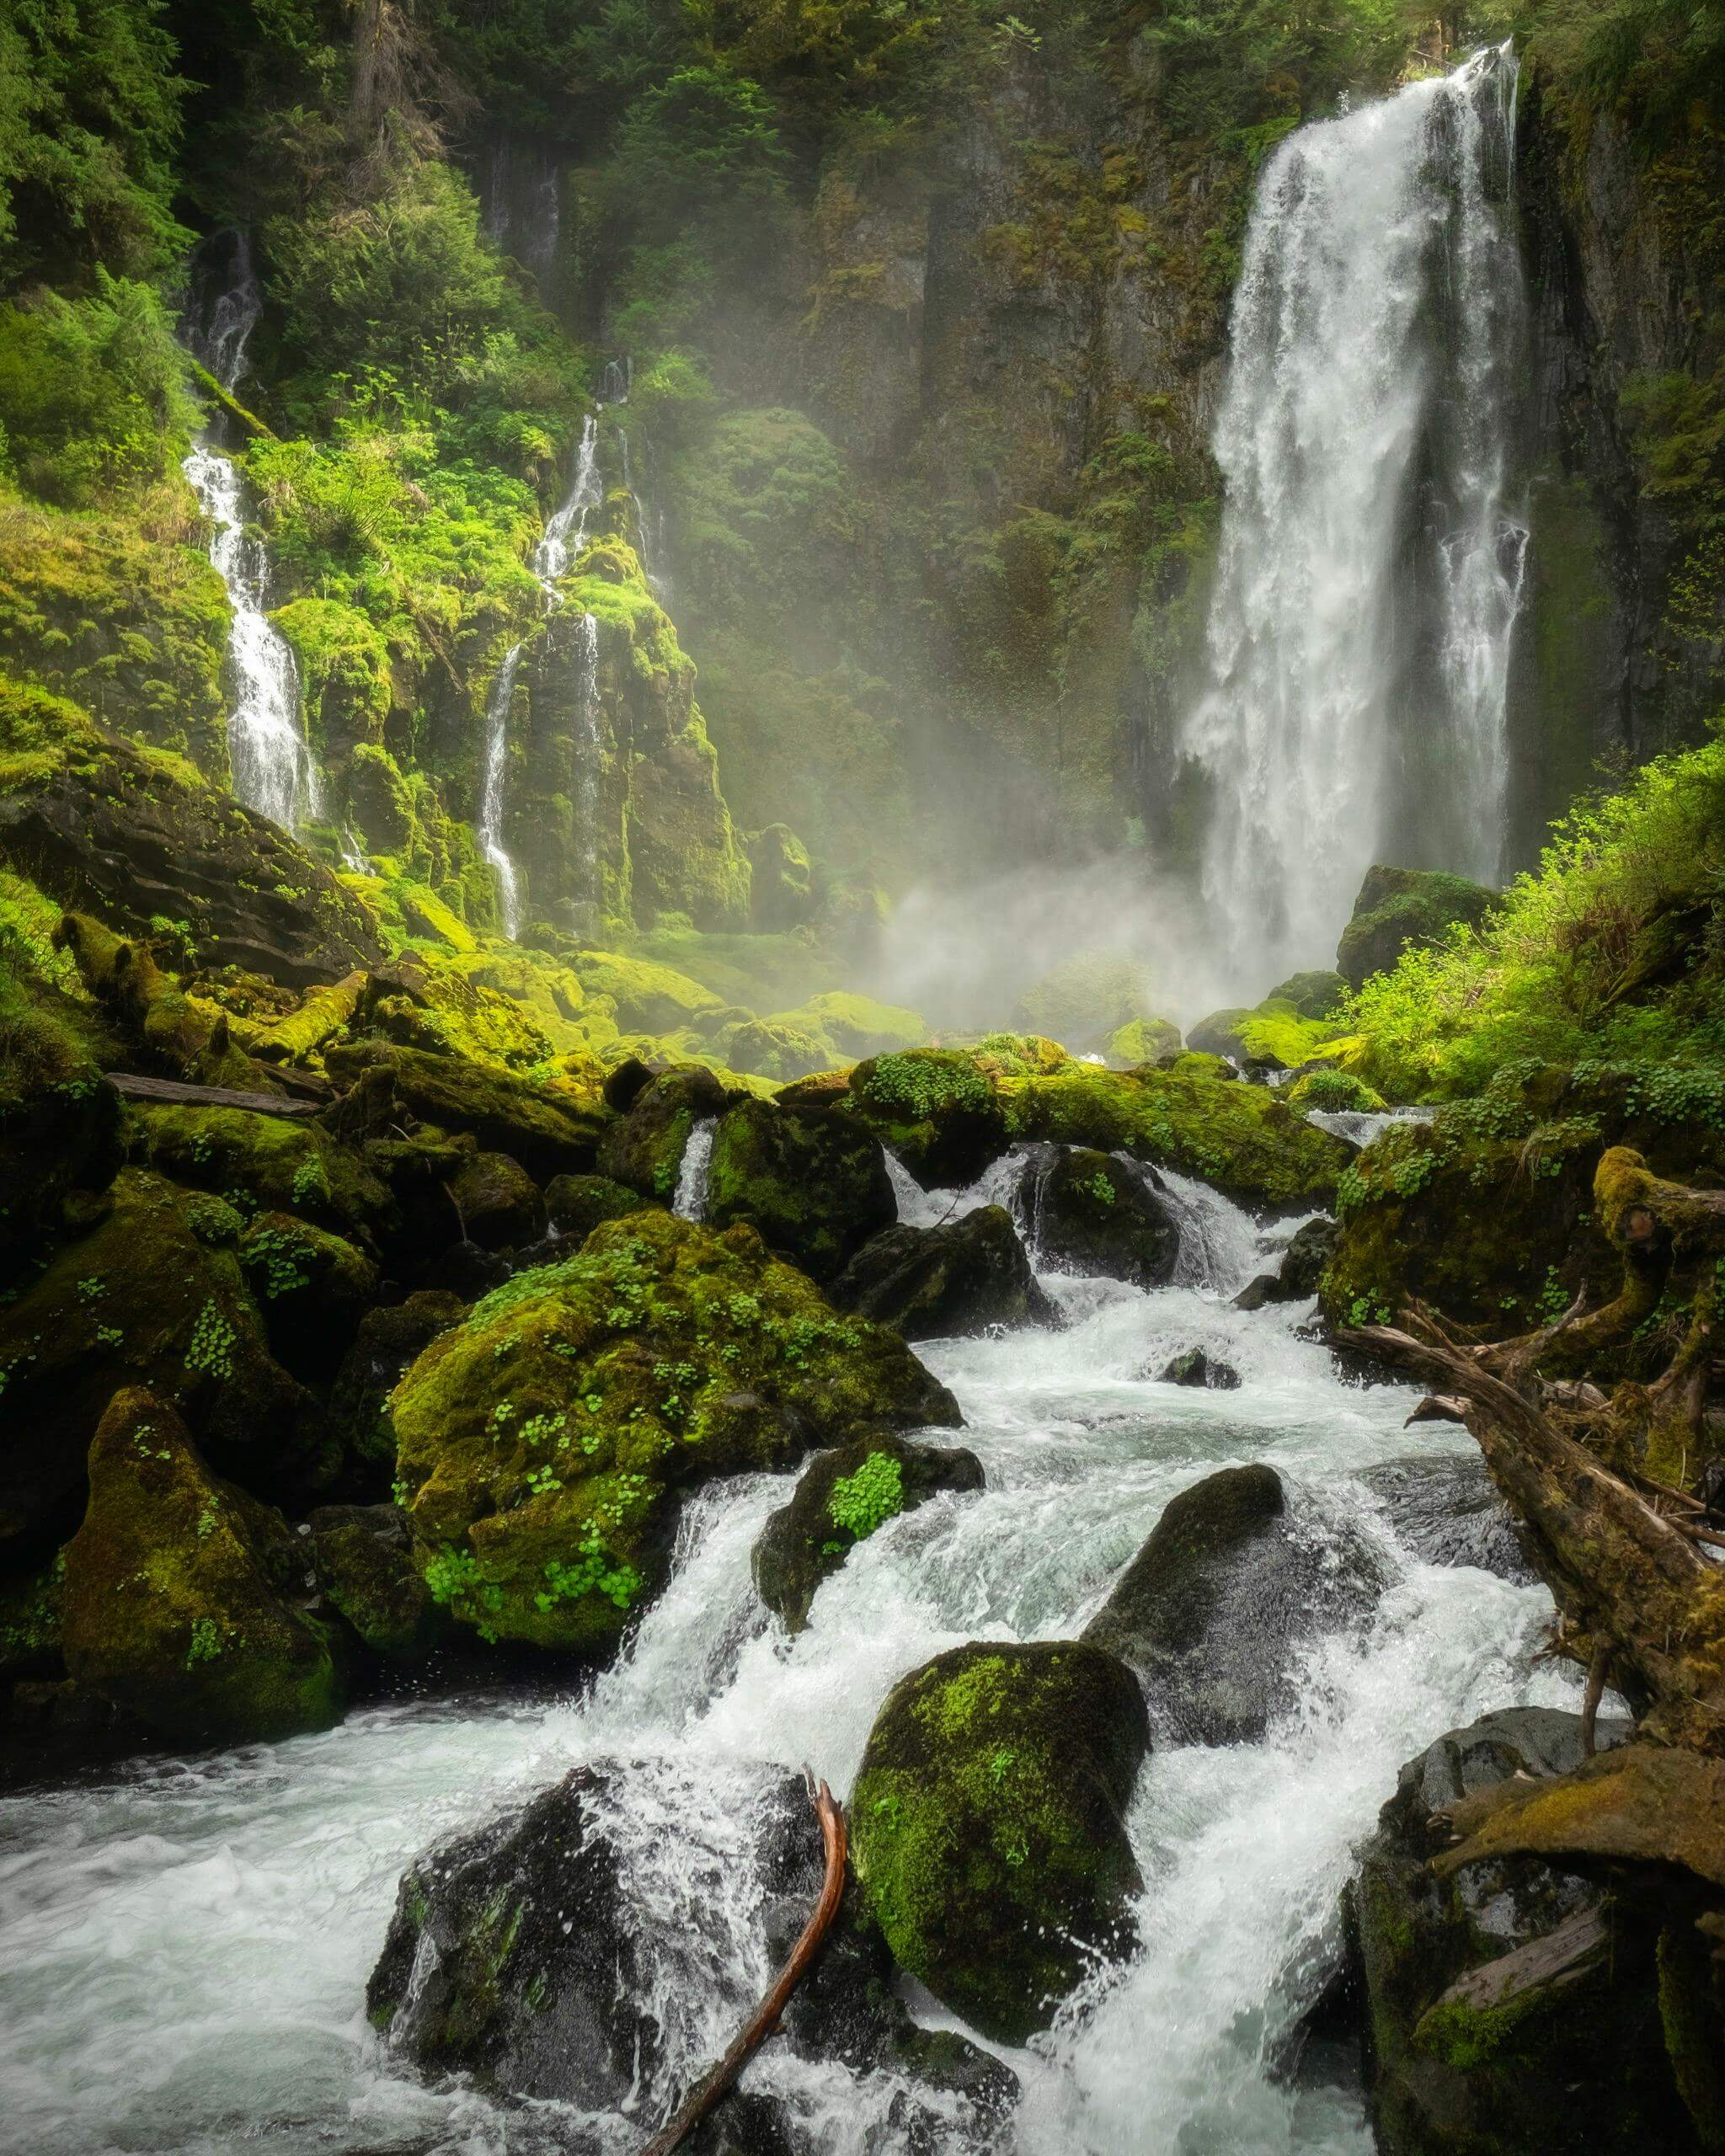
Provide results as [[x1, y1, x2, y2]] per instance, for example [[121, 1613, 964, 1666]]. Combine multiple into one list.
[[830, 1205, 1057, 1340], [753, 1432, 985, 1630], [846, 1049, 1010, 1190], [705, 1098, 895, 1284], [329, 1292, 466, 1488], [1022, 1145, 1179, 1287], [309, 1503, 443, 1661], [1344, 1706, 1701, 2156], [601, 1055, 655, 1114], [446, 1149, 546, 1251], [1268, 971, 1348, 1020], [1335, 865, 1494, 991], [1157, 1348, 1240, 1390], [1082, 1463, 1385, 1744], [1277, 1215, 1339, 1299], [421, 1238, 512, 1300], [324, 1044, 605, 1183], [238, 1210, 379, 1383], [850, 1640, 1148, 2044], [543, 1171, 650, 1241], [1232, 1273, 1279, 1311], [1358, 1454, 1535, 1584], [596, 1063, 726, 1200]]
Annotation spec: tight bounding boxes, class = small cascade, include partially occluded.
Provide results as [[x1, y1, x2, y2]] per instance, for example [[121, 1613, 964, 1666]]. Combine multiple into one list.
[[671, 1118, 717, 1221], [532, 413, 603, 587], [571, 609, 604, 910], [181, 238, 321, 832], [1183, 43, 1528, 985], [599, 355, 633, 403], [476, 642, 526, 936], [1153, 1164, 1265, 1294], [1304, 1102, 1438, 1150]]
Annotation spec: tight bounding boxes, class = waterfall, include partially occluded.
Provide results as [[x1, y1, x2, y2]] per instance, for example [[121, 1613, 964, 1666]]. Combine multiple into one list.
[[572, 609, 603, 911], [1181, 44, 1527, 989], [532, 413, 602, 585], [181, 237, 321, 833], [672, 1118, 717, 1220], [477, 642, 526, 937]]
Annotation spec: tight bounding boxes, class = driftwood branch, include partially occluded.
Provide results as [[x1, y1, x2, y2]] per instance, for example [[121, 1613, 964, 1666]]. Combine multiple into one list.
[[104, 1072, 322, 1118], [638, 1775, 847, 2156]]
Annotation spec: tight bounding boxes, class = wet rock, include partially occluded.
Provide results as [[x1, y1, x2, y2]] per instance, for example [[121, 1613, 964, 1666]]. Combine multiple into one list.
[[850, 1640, 1148, 2043], [1335, 864, 1495, 990], [446, 1149, 546, 1251], [830, 1204, 1057, 1340], [61, 1388, 344, 1744], [753, 1433, 985, 1630], [1157, 1348, 1240, 1390], [601, 1054, 655, 1114], [1344, 1705, 1701, 2156], [846, 1049, 1011, 1190], [596, 1062, 727, 1200], [1277, 1215, 1339, 1298], [1081, 1463, 1385, 1744], [388, 1210, 959, 1655], [1023, 1145, 1179, 1288], [543, 1171, 650, 1241], [705, 1098, 896, 1284], [131, 1098, 398, 1257], [1358, 1454, 1535, 1583], [1233, 1273, 1280, 1311], [309, 1503, 444, 1662], [1268, 970, 1348, 1020]]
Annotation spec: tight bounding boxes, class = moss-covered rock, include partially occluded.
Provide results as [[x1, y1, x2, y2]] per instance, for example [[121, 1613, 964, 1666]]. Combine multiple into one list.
[[0, 1168, 327, 1556], [1082, 1464, 1383, 1744], [847, 1050, 1010, 1190], [308, 1502, 444, 1662], [1268, 970, 1348, 1020], [595, 1063, 726, 1199], [1021, 1145, 1179, 1287], [1012, 953, 1161, 1055], [568, 949, 726, 1035], [446, 1150, 547, 1251], [708, 1016, 837, 1082], [752, 1433, 985, 1631], [131, 1099, 398, 1256], [705, 1099, 895, 1284], [1345, 1707, 1695, 2156], [745, 822, 814, 931], [0, 1545, 67, 1683], [1005, 1063, 1349, 1213], [1104, 1016, 1182, 1067], [543, 1172, 650, 1241], [0, 953, 121, 1284], [1285, 1069, 1386, 1113], [831, 1205, 1057, 1341], [61, 1388, 344, 1745], [768, 990, 926, 1061], [1336, 864, 1495, 991], [238, 1211, 380, 1381], [328, 1292, 466, 1486], [850, 1641, 1148, 2044], [324, 1041, 604, 1182], [387, 1210, 959, 1655]]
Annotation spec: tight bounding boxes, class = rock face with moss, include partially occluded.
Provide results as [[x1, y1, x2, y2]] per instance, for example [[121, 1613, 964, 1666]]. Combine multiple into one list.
[[1336, 865, 1495, 991], [387, 1209, 959, 1654], [752, 1433, 985, 1631], [705, 1099, 896, 1284], [1021, 1145, 1179, 1288], [846, 1050, 1011, 1190], [1082, 1464, 1383, 1745], [595, 1063, 726, 1199], [831, 1205, 1056, 1340], [61, 1388, 344, 1745], [849, 1640, 1148, 2044], [1344, 1706, 1706, 2156]]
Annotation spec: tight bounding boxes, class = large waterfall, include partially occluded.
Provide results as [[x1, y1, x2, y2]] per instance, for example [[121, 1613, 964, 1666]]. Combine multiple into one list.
[[182, 239, 322, 833], [1183, 45, 1527, 990]]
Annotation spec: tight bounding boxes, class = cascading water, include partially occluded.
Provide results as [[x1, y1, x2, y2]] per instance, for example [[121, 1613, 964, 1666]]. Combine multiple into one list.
[[182, 238, 322, 831], [1182, 44, 1527, 989], [672, 1118, 717, 1220], [0, 1152, 1580, 2155]]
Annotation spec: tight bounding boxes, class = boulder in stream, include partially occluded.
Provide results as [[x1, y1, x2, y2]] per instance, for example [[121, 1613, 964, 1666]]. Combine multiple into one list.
[[830, 1204, 1057, 1340], [1157, 1348, 1241, 1390], [845, 1049, 1012, 1190], [753, 1432, 985, 1630], [1344, 1705, 1707, 2156], [1081, 1462, 1385, 1744], [1022, 1145, 1180, 1288], [705, 1097, 896, 1283], [849, 1640, 1148, 2043], [1358, 1454, 1534, 1583], [595, 1062, 728, 1200]]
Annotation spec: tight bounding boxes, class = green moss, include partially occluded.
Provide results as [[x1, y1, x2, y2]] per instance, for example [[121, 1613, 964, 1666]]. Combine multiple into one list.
[[828, 1450, 904, 1541]]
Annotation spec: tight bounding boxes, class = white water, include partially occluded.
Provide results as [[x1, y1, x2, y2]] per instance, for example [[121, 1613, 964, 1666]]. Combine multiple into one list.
[[671, 1117, 717, 1220], [0, 1161, 1579, 2156], [181, 242, 321, 832], [1183, 45, 1527, 990]]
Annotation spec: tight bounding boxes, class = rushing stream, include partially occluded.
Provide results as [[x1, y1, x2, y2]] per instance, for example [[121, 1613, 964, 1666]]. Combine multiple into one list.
[[0, 1160, 1577, 2156]]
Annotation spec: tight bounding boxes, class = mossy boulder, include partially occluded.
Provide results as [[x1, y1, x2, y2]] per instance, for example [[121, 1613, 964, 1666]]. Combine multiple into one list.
[[595, 1063, 726, 1199], [324, 1042, 604, 1183], [1012, 953, 1160, 1055], [847, 1050, 1010, 1190], [308, 1503, 444, 1662], [61, 1388, 344, 1746], [1344, 1707, 1698, 2156], [709, 1016, 836, 1082], [446, 1150, 547, 1251], [1104, 1017, 1183, 1067], [328, 1292, 466, 1485], [745, 823, 814, 931], [569, 949, 725, 1035], [704, 1099, 895, 1284], [831, 1206, 1057, 1341], [0, 1168, 326, 1557], [1021, 1146, 1179, 1288], [0, 1545, 66, 1683], [769, 991, 926, 1061], [1336, 865, 1495, 991], [132, 1099, 398, 1256], [1082, 1464, 1384, 1744], [0, 969, 121, 1284], [752, 1433, 985, 1630], [238, 1211, 380, 1382], [850, 1641, 1148, 2044], [387, 1210, 959, 1655], [1268, 970, 1348, 1020], [1286, 1069, 1386, 1114], [1005, 1063, 1349, 1213], [544, 1172, 649, 1241]]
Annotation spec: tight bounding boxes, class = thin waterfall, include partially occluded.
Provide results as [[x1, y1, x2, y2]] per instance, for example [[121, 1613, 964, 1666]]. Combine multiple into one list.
[[1180, 43, 1527, 988], [181, 236, 321, 832], [572, 609, 603, 912]]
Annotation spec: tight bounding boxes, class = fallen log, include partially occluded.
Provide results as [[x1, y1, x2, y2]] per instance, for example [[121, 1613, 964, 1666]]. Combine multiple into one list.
[[104, 1072, 322, 1118], [638, 1775, 847, 2156]]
